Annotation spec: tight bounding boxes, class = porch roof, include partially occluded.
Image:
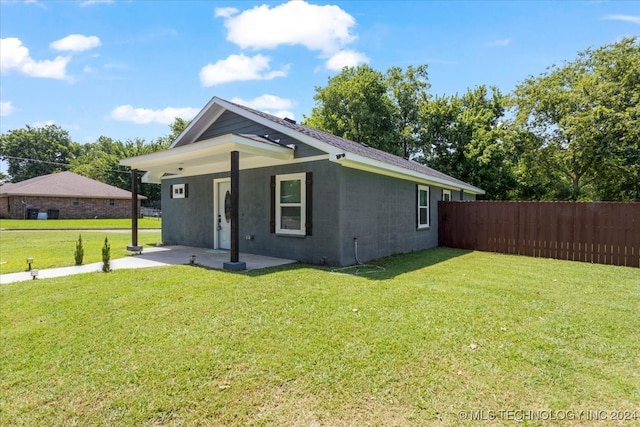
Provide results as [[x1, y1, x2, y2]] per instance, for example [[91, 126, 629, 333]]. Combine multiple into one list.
[[119, 133, 294, 183]]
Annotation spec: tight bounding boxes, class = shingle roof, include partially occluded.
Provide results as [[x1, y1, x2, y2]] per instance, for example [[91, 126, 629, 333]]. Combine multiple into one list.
[[0, 171, 144, 199], [227, 99, 483, 193]]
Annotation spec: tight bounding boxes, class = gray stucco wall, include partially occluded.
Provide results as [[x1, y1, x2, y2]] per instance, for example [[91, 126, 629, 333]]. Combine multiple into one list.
[[336, 168, 440, 265], [161, 160, 469, 266], [162, 161, 341, 265]]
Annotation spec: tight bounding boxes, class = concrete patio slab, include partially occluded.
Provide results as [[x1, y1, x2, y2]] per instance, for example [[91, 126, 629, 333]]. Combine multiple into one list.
[[0, 245, 297, 284]]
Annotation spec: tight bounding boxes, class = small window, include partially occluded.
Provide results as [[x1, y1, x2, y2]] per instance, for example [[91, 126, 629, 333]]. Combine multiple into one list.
[[109, 199, 115, 206], [442, 189, 451, 201], [276, 173, 306, 235], [72, 198, 79, 206], [417, 185, 429, 229]]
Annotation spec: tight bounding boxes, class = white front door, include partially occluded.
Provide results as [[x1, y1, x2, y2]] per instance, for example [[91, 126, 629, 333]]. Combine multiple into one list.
[[215, 179, 231, 250]]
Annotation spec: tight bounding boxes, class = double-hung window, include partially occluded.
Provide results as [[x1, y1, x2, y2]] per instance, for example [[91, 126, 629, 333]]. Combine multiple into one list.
[[276, 173, 306, 235], [417, 185, 430, 229], [442, 189, 452, 201]]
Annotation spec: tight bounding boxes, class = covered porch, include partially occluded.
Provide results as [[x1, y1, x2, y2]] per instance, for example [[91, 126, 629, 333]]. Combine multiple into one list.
[[120, 133, 296, 271]]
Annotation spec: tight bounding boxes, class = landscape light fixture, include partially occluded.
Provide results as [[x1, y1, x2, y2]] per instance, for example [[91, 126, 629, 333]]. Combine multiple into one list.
[[26, 257, 33, 270], [30, 269, 38, 280], [190, 255, 196, 265]]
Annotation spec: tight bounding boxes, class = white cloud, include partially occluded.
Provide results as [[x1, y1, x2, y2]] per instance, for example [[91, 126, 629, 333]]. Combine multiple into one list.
[[603, 14, 640, 25], [230, 95, 297, 120], [32, 120, 56, 128], [50, 34, 101, 52], [219, 1, 356, 54], [0, 37, 70, 79], [80, 0, 114, 6], [216, 1, 366, 70], [109, 105, 200, 125], [199, 53, 289, 86], [0, 101, 15, 117], [214, 7, 238, 18], [325, 50, 370, 71], [486, 38, 512, 47], [231, 94, 295, 110]]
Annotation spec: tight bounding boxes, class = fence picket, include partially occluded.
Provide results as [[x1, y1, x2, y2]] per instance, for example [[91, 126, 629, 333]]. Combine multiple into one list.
[[439, 201, 640, 268]]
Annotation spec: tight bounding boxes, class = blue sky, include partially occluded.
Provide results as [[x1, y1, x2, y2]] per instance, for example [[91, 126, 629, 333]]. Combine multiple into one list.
[[1, 0, 638, 147]]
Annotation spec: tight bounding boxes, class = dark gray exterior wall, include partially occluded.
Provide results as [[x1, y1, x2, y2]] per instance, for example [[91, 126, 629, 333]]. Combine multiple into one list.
[[161, 159, 470, 266], [336, 168, 440, 265], [161, 160, 341, 265]]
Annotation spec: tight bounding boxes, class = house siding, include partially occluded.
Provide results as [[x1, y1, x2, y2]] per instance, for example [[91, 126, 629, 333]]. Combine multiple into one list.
[[336, 168, 441, 265], [0, 195, 138, 219], [160, 159, 472, 266], [197, 110, 325, 159], [161, 161, 342, 264]]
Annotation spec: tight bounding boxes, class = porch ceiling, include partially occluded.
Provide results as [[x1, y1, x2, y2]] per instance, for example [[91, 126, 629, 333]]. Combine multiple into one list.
[[120, 133, 294, 183]]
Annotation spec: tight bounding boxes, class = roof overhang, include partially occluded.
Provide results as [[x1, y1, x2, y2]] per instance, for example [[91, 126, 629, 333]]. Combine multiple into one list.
[[120, 133, 294, 183], [331, 152, 485, 194]]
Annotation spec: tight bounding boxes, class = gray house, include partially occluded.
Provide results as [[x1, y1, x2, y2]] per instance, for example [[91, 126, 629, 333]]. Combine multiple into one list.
[[121, 97, 483, 268]]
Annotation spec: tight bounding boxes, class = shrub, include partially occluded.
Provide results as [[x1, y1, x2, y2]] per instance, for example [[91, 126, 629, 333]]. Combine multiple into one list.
[[102, 237, 110, 272], [74, 234, 84, 266]]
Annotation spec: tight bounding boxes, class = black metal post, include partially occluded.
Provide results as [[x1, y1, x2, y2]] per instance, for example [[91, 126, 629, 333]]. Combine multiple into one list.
[[131, 168, 139, 247], [127, 169, 142, 254], [223, 151, 246, 270], [230, 151, 239, 263]]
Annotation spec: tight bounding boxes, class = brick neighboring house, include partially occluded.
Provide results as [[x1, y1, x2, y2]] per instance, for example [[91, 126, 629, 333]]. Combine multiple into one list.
[[0, 171, 145, 219]]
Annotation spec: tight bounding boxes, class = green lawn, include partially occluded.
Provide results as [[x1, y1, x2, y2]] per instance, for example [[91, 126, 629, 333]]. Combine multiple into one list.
[[0, 231, 162, 274], [0, 218, 161, 230], [1, 249, 638, 426]]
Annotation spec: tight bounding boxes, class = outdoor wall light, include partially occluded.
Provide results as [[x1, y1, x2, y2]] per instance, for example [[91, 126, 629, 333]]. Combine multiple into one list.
[[30, 269, 38, 280], [190, 255, 196, 265], [26, 257, 33, 270]]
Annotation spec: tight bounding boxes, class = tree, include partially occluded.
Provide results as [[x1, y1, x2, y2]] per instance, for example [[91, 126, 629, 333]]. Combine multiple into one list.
[[512, 37, 640, 200], [385, 64, 431, 158], [0, 124, 80, 182], [418, 85, 515, 199], [71, 119, 181, 206], [304, 65, 398, 154]]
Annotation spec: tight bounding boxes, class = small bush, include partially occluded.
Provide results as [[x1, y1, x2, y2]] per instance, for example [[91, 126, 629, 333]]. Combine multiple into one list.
[[74, 234, 84, 266], [101, 237, 110, 272]]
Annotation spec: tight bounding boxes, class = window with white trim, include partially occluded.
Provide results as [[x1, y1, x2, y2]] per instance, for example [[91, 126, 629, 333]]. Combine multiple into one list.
[[276, 173, 306, 235], [442, 189, 452, 201], [417, 185, 430, 229]]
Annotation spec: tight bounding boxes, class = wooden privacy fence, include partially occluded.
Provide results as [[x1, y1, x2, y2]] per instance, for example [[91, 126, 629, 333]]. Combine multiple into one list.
[[438, 201, 640, 268]]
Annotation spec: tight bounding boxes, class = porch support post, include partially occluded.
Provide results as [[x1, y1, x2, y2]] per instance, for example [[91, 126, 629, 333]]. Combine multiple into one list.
[[224, 150, 246, 271], [127, 168, 143, 254]]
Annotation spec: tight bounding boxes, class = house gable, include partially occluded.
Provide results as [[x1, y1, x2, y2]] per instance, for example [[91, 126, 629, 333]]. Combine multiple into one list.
[[196, 110, 325, 159]]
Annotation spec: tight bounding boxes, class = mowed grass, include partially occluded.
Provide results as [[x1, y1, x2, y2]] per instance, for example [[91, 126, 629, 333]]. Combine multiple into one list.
[[0, 218, 162, 230], [0, 231, 162, 274], [1, 249, 638, 426]]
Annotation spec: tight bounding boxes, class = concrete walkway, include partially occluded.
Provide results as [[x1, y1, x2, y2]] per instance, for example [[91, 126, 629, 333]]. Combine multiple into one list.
[[0, 246, 296, 284]]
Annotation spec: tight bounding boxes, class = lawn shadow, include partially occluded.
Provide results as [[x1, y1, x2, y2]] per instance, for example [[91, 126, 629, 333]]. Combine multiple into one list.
[[244, 247, 473, 280]]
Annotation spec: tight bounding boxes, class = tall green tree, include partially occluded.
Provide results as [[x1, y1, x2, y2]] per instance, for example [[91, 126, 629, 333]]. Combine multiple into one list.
[[0, 124, 80, 182], [512, 37, 640, 200], [386, 64, 431, 158], [304, 65, 398, 154], [418, 85, 515, 199]]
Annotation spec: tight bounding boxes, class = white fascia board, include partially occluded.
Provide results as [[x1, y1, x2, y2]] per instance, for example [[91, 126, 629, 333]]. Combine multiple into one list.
[[169, 97, 225, 149], [331, 153, 485, 194], [120, 133, 293, 170]]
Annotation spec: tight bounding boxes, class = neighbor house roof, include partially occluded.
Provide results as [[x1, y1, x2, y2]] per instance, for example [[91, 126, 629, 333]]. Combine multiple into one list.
[[0, 171, 145, 199]]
